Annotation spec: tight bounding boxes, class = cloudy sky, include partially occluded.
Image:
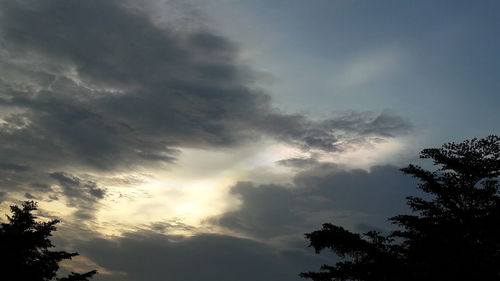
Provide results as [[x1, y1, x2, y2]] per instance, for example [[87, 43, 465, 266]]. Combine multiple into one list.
[[0, 1, 498, 280]]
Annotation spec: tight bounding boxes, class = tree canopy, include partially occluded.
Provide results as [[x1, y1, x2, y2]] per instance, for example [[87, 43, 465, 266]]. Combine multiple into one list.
[[301, 135, 500, 281], [0, 201, 97, 281]]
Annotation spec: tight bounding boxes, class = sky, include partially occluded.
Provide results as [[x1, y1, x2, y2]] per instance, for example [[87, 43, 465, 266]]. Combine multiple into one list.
[[0, 1, 499, 280]]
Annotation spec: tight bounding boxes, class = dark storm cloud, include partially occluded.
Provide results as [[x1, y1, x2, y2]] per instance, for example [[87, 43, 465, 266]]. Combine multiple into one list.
[[73, 231, 331, 281], [213, 165, 421, 239], [0, 0, 250, 178]]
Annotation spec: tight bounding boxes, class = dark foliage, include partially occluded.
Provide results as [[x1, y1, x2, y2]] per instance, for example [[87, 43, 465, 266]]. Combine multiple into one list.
[[301, 135, 500, 281], [0, 201, 97, 281]]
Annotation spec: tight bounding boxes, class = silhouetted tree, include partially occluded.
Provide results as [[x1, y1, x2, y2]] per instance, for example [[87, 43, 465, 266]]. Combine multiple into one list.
[[0, 201, 97, 281], [301, 135, 500, 281]]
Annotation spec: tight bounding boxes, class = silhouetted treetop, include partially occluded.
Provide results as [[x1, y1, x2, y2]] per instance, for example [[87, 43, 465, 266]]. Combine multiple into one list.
[[301, 135, 500, 281], [0, 201, 96, 281]]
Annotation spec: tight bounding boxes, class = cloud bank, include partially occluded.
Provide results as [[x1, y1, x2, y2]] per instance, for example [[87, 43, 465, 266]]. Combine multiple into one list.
[[212, 165, 420, 239], [73, 231, 330, 281]]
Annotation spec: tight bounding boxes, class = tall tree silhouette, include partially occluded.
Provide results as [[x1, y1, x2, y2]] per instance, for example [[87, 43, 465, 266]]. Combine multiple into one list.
[[0, 201, 97, 281], [301, 135, 500, 281]]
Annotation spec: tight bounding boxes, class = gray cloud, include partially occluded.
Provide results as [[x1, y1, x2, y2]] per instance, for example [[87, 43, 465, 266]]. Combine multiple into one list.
[[72, 230, 332, 281], [212, 165, 420, 239], [276, 157, 319, 169], [23, 192, 37, 200], [216, 182, 306, 238], [261, 111, 410, 152], [50, 172, 106, 220], [0, 162, 29, 172]]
